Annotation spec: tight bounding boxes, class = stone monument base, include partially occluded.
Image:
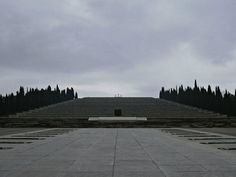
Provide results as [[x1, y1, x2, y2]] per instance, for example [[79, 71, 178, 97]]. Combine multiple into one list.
[[88, 117, 147, 121]]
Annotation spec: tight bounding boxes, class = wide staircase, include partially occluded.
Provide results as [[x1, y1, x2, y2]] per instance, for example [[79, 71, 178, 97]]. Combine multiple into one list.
[[0, 97, 232, 127]]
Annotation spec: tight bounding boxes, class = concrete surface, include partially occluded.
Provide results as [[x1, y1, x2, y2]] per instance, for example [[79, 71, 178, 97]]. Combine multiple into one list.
[[0, 128, 236, 177], [88, 117, 147, 121]]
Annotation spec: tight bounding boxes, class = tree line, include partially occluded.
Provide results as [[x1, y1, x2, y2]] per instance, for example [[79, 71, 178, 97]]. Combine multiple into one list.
[[159, 80, 236, 116], [0, 85, 78, 116]]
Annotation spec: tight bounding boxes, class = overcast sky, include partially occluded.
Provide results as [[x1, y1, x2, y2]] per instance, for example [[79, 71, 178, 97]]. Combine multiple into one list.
[[0, 0, 236, 97]]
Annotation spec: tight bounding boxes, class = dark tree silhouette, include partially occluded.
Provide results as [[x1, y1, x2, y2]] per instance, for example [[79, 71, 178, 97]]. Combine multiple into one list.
[[75, 92, 78, 99], [0, 85, 78, 116], [160, 80, 236, 116]]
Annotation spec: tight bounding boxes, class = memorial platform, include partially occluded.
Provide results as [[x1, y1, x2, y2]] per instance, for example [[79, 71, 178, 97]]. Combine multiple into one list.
[[0, 97, 232, 127]]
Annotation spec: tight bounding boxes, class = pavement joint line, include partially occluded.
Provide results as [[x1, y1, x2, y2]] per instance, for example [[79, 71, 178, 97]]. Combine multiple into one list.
[[0, 137, 45, 140], [189, 138, 236, 141], [11, 129, 75, 154], [0, 129, 67, 152], [0, 141, 32, 144], [0, 128, 57, 138], [19, 129, 84, 167], [218, 148, 236, 150], [12, 129, 74, 138], [161, 128, 236, 158], [183, 128, 236, 138], [201, 142, 236, 144], [83, 129, 112, 151], [67, 129, 116, 170], [42, 132, 79, 159], [157, 129, 210, 167], [112, 129, 118, 177], [0, 147, 13, 150], [1, 128, 236, 176], [131, 130, 167, 177]]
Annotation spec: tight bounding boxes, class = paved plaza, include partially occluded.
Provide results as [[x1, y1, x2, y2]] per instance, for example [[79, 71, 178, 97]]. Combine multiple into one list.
[[0, 128, 236, 177]]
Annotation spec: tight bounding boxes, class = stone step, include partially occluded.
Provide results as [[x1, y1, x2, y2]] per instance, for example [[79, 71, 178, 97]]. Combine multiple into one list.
[[6, 97, 229, 120]]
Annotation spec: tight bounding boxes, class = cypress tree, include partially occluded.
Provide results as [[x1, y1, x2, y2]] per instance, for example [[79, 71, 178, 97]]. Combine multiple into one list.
[[75, 92, 78, 99], [0, 85, 78, 116], [160, 81, 236, 116]]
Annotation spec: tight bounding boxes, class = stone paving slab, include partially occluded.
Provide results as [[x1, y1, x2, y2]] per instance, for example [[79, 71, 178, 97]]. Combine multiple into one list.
[[0, 128, 236, 177]]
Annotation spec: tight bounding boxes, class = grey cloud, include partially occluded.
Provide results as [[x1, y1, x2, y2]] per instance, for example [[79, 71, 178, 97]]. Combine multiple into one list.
[[0, 0, 236, 96]]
